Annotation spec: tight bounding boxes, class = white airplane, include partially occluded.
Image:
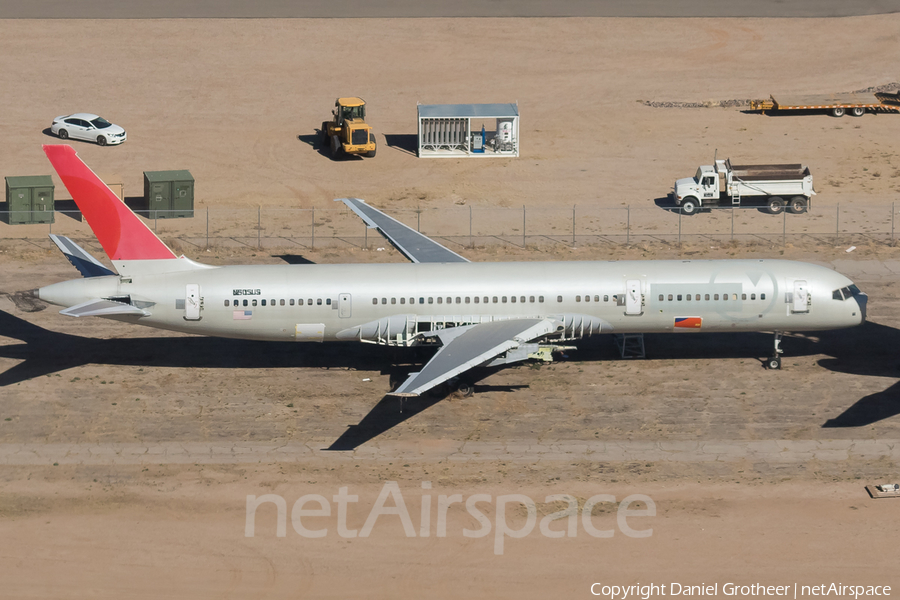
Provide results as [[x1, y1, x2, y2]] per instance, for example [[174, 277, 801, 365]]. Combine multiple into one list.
[[34, 145, 866, 397]]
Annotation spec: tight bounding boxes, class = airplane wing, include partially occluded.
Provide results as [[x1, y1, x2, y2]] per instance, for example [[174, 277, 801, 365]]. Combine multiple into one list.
[[337, 197, 469, 263], [59, 299, 149, 318], [49, 234, 116, 278], [391, 318, 559, 397]]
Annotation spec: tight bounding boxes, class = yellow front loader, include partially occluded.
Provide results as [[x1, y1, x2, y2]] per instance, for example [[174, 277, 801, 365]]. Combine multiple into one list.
[[321, 97, 376, 159]]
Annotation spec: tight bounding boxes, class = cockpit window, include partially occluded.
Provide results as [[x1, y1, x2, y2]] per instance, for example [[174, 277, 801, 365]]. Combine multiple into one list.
[[832, 285, 860, 301]]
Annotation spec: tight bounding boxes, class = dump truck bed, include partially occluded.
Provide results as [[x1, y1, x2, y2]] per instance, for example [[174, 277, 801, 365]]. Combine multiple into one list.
[[726, 161, 809, 182]]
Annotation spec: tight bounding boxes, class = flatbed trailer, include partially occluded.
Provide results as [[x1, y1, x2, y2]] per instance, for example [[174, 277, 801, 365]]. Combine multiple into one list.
[[750, 91, 900, 117]]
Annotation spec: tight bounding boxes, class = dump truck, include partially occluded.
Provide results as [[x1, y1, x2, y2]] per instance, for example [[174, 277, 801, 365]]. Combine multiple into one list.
[[750, 91, 900, 117], [673, 159, 815, 215], [321, 97, 376, 159]]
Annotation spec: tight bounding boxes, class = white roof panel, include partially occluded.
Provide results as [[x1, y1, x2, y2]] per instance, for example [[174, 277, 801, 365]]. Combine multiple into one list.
[[418, 103, 518, 119]]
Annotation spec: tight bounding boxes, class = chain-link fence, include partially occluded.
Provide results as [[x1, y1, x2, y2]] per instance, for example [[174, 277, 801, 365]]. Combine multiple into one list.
[[2, 203, 899, 251]]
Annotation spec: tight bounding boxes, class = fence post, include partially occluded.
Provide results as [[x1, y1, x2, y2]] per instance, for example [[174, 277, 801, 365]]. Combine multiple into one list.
[[257, 206, 261, 249], [836, 204, 839, 244], [892, 202, 895, 242], [572, 205, 575, 247], [626, 205, 630, 245], [678, 207, 682, 246], [522, 205, 526, 249], [417, 207, 421, 232], [731, 207, 734, 241], [311, 207, 315, 249], [782, 208, 786, 247], [206, 207, 209, 249], [469, 204, 473, 248]]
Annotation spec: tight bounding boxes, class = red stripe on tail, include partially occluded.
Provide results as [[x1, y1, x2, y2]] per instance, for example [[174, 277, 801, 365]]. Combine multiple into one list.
[[43, 145, 176, 261]]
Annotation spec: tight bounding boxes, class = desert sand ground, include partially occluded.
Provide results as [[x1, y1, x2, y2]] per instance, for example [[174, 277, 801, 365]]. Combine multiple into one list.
[[1, 15, 900, 599]]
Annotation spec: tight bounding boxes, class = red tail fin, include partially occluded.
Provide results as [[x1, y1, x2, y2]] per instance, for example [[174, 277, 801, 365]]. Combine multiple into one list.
[[43, 145, 176, 261]]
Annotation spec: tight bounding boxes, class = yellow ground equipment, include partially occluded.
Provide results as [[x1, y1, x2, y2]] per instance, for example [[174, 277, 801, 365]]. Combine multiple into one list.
[[321, 97, 376, 159]]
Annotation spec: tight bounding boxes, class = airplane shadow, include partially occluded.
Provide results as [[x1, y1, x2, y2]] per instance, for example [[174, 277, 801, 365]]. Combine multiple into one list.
[[0, 308, 388, 387], [2, 308, 899, 446], [326, 394, 444, 451], [575, 322, 900, 431], [274, 254, 316, 265], [326, 365, 527, 450]]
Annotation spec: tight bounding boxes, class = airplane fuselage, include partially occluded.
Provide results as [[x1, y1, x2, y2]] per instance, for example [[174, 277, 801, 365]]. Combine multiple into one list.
[[37, 258, 866, 345]]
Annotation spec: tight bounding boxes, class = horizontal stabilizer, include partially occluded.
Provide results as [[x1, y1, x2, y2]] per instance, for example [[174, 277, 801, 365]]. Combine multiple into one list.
[[337, 197, 469, 264], [49, 234, 116, 278], [391, 318, 558, 397], [59, 299, 149, 318]]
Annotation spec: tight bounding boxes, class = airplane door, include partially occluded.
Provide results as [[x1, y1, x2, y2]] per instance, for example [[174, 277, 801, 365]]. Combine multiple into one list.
[[185, 284, 201, 320], [792, 280, 809, 313], [625, 279, 642, 315], [338, 293, 351, 318]]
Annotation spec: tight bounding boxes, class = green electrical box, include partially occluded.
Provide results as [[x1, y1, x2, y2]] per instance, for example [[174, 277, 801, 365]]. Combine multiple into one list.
[[143, 170, 194, 219], [4, 176, 55, 225]]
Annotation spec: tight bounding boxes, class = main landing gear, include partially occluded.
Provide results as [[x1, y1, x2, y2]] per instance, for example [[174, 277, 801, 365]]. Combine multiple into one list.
[[767, 331, 783, 370]]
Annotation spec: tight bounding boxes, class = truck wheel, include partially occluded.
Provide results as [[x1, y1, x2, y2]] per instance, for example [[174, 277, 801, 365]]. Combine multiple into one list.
[[330, 135, 342, 159], [365, 143, 376, 158], [320, 122, 330, 143], [850, 107, 865, 117], [788, 196, 808, 214], [831, 107, 845, 117], [767, 197, 785, 215], [680, 198, 698, 215]]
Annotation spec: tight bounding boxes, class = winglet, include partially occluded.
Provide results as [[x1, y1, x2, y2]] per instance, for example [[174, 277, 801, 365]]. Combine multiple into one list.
[[43, 145, 176, 261]]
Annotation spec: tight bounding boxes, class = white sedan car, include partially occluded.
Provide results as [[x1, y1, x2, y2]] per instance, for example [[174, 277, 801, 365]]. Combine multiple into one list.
[[50, 113, 127, 146]]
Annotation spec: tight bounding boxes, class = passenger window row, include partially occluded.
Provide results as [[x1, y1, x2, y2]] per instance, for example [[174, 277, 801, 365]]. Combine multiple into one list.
[[225, 298, 331, 307], [223, 292, 767, 309], [656, 293, 764, 302], [372, 295, 546, 305]]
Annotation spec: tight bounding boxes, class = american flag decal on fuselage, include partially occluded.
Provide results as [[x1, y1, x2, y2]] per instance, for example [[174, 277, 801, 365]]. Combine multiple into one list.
[[233, 310, 252, 320], [674, 317, 702, 329]]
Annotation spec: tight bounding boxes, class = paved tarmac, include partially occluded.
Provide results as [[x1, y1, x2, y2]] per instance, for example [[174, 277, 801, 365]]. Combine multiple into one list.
[[3, 439, 898, 465], [1, 0, 899, 18]]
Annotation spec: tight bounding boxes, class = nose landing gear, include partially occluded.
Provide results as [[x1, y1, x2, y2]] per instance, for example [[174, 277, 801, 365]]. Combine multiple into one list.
[[767, 331, 783, 370]]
